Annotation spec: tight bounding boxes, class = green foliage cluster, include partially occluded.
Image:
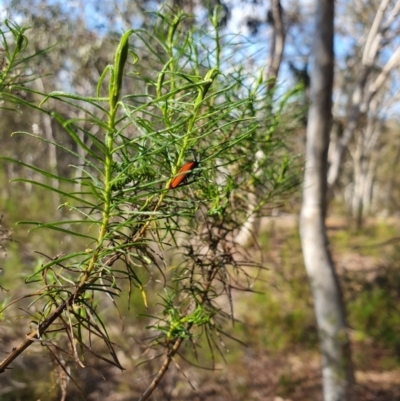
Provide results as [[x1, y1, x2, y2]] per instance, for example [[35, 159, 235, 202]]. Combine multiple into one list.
[[0, 10, 298, 398]]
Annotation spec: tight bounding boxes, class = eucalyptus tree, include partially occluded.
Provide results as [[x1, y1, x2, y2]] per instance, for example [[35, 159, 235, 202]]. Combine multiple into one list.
[[328, 0, 400, 221], [300, 1, 355, 400]]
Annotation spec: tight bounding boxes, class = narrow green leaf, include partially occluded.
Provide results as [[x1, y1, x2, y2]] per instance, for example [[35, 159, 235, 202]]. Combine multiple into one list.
[[11, 131, 103, 175], [52, 113, 104, 162], [0, 156, 77, 184], [27, 224, 97, 240], [11, 179, 97, 207]]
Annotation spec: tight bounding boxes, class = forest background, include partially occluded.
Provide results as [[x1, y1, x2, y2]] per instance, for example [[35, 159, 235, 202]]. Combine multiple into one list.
[[0, 0, 400, 400]]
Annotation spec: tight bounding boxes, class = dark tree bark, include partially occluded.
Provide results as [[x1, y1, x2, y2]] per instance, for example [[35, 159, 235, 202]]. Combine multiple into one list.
[[265, 0, 285, 90], [299, 1, 355, 400]]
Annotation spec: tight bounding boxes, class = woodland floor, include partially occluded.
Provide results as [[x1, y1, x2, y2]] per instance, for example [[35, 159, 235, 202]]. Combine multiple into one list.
[[1, 215, 400, 401], [139, 215, 400, 401]]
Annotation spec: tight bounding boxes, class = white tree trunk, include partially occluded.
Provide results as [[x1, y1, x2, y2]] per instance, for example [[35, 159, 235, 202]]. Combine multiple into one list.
[[235, 0, 285, 245], [349, 97, 382, 226], [351, 134, 366, 225], [35, 78, 59, 206], [327, 0, 400, 190], [362, 155, 376, 215], [300, 1, 355, 400]]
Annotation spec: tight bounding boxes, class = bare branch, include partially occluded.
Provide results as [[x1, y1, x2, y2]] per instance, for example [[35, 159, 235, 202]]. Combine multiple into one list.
[[366, 46, 400, 104], [362, 0, 391, 65], [265, 0, 285, 89]]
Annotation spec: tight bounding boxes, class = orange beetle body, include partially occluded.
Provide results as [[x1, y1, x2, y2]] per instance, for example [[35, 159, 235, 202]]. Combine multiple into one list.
[[169, 160, 199, 189]]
